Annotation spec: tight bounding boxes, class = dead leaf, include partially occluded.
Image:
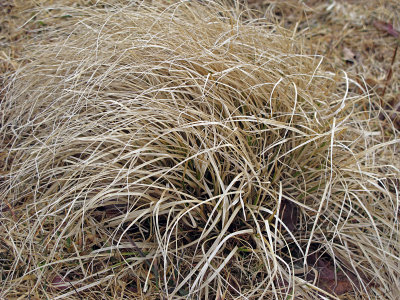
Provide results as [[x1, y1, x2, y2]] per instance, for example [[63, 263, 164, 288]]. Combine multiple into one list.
[[343, 47, 356, 62], [365, 77, 378, 87], [388, 96, 400, 130], [51, 275, 71, 290], [373, 21, 400, 38], [306, 252, 361, 296], [279, 198, 298, 232]]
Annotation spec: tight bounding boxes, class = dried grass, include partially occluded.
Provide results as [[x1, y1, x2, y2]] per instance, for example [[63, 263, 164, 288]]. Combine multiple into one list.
[[1, 1, 399, 299], [247, 0, 400, 131]]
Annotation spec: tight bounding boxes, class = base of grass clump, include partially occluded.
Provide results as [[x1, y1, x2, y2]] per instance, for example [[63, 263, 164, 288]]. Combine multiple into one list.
[[1, 1, 399, 299]]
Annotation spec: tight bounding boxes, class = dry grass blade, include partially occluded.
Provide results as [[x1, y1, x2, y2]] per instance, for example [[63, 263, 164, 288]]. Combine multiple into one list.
[[1, 1, 399, 299]]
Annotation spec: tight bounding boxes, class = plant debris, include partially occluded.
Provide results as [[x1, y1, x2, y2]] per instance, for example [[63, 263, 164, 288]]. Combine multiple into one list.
[[374, 20, 400, 38]]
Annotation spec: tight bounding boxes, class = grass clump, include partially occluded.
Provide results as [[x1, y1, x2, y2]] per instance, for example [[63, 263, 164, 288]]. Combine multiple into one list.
[[1, 1, 399, 299]]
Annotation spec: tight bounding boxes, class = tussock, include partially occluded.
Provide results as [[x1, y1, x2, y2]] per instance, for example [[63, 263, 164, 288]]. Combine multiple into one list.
[[1, 1, 399, 299]]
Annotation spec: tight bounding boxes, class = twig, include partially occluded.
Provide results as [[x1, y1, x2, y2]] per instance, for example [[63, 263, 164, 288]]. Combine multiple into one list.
[[381, 43, 398, 101]]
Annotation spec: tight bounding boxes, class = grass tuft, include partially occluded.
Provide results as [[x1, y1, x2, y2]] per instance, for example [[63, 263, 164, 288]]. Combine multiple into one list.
[[1, 1, 399, 299]]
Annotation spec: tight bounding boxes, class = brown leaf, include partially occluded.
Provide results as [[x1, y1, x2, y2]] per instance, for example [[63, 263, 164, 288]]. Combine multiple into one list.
[[373, 21, 400, 38], [279, 198, 298, 232], [306, 252, 361, 296], [365, 77, 378, 87], [51, 275, 71, 290], [388, 96, 400, 130]]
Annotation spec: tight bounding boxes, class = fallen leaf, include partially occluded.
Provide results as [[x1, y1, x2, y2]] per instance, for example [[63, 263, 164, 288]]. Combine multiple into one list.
[[365, 77, 378, 87], [306, 251, 361, 296], [95, 202, 128, 218], [279, 198, 298, 232], [373, 21, 400, 38], [343, 47, 356, 62], [51, 275, 71, 290], [388, 96, 400, 130]]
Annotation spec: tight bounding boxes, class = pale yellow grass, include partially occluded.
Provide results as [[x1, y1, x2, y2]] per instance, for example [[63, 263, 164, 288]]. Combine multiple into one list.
[[0, 1, 399, 299]]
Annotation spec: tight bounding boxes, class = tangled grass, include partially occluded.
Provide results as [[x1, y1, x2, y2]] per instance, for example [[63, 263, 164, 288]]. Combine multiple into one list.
[[1, 1, 399, 299]]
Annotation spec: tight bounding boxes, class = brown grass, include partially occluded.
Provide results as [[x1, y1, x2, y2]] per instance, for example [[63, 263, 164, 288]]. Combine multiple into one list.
[[1, 1, 399, 299]]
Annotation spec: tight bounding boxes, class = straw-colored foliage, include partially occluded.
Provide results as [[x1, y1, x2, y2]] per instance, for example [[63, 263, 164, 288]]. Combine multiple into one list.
[[1, 1, 399, 299]]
